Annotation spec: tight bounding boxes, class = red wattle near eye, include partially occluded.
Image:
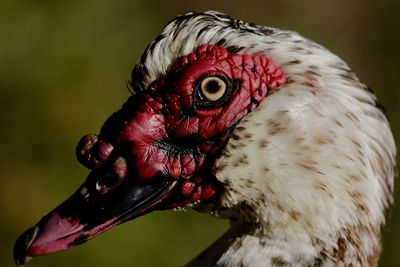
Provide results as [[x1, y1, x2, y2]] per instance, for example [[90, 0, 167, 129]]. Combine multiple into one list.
[[13, 10, 395, 267]]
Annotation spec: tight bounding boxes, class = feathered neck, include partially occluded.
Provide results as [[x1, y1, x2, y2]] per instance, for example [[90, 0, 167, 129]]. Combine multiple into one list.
[[185, 32, 394, 266], [186, 222, 381, 267], [132, 11, 395, 267]]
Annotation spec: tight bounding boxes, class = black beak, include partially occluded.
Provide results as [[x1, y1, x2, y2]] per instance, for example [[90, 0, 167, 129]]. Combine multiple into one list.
[[13, 170, 177, 265]]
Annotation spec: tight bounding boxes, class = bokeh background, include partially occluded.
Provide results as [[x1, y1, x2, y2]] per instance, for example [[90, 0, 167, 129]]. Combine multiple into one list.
[[1, 0, 399, 266]]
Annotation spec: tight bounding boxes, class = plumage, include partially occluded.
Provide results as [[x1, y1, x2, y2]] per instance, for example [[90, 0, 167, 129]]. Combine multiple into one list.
[[14, 11, 396, 267]]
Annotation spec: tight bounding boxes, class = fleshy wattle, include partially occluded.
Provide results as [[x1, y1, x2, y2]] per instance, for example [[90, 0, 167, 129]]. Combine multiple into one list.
[[14, 11, 395, 267]]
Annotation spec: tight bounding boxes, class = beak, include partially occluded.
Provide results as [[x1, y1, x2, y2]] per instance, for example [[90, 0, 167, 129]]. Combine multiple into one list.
[[13, 89, 220, 265], [13, 169, 177, 266]]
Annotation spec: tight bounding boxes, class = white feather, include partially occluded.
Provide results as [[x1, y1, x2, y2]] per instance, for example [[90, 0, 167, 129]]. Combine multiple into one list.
[[134, 11, 396, 267]]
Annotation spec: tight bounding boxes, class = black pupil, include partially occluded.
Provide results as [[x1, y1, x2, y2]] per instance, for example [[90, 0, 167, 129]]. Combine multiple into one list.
[[205, 79, 221, 94]]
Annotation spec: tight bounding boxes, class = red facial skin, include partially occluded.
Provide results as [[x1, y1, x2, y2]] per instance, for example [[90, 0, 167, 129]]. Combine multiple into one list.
[[14, 44, 286, 264], [91, 44, 286, 207]]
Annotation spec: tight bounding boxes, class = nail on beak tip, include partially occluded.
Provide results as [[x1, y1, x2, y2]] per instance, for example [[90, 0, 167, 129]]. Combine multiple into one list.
[[15, 255, 32, 267], [13, 226, 39, 265]]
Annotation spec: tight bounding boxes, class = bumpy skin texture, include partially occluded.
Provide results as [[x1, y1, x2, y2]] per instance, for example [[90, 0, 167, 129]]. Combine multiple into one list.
[[13, 43, 285, 264], [82, 44, 285, 206], [14, 11, 396, 267]]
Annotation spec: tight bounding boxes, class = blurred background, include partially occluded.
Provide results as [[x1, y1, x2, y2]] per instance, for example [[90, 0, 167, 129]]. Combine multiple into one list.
[[1, 0, 399, 266]]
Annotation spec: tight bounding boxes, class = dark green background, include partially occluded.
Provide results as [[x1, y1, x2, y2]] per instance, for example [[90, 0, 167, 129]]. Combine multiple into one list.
[[1, 0, 399, 266]]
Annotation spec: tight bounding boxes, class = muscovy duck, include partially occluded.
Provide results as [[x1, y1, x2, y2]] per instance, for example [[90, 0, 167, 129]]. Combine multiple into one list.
[[14, 11, 396, 267]]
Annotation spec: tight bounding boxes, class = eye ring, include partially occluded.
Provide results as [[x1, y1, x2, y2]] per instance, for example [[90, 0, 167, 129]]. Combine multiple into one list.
[[194, 75, 233, 109], [200, 76, 227, 102]]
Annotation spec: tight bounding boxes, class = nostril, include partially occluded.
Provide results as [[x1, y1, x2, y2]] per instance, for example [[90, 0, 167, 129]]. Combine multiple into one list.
[[96, 157, 127, 194], [96, 173, 120, 193], [96, 175, 122, 194], [76, 134, 100, 169]]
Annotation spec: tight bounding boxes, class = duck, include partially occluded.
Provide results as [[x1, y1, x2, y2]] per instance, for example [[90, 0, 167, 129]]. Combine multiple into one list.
[[14, 11, 396, 267]]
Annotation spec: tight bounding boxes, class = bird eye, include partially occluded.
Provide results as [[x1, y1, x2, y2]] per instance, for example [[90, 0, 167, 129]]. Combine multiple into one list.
[[200, 76, 227, 102], [194, 75, 232, 109]]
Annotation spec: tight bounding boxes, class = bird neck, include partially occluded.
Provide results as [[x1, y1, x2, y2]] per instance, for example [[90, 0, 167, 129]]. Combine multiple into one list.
[[185, 220, 380, 267]]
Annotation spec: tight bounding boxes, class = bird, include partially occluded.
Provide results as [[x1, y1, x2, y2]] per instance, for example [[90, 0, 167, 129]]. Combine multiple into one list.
[[14, 11, 396, 267]]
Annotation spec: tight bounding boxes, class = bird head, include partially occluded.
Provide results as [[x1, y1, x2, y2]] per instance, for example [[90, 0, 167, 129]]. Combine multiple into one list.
[[14, 11, 396, 266], [13, 14, 287, 263]]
